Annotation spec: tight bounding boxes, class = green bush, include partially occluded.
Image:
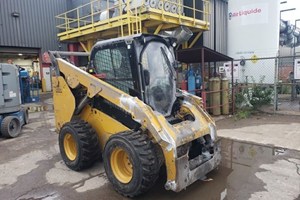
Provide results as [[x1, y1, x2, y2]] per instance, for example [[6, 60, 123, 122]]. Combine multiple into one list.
[[279, 84, 291, 94], [250, 85, 273, 108], [235, 76, 273, 109], [234, 108, 252, 120]]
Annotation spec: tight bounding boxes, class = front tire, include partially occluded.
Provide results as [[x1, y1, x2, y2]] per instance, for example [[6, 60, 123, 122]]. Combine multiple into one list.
[[103, 130, 160, 197], [59, 120, 100, 171], [1, 116, 21, 138]]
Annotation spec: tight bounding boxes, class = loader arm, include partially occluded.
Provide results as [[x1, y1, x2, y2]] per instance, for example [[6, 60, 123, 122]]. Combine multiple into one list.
[[52, 58, 181, 179], [54, 58, 176, 146]]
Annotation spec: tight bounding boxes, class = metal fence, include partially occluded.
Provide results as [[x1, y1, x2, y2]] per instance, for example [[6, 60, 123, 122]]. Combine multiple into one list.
[[231, 55, 300, 113], [277, 55, 300, 112]]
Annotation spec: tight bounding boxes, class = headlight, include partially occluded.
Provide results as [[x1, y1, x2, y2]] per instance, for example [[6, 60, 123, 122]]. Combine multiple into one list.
[[208, 123, 217, 141]]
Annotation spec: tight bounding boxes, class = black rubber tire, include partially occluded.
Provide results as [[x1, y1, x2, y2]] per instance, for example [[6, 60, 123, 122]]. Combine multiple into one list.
[[59, 120, 101, 171], [1, 116, 21, 138], [22, 108, 29, 124], [103, 130, 160, 197]]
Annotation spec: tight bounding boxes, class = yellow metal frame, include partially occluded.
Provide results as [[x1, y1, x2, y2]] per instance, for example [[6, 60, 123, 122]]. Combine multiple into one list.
[[188, 31, 203, 48], [56, 0, 210, 42], [79, 40, 95, 52]]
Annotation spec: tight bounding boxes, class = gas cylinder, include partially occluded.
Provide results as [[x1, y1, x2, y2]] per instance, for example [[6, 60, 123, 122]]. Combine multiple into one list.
[[209, 77, 221, 116], [195, 71, 202, 96], [195, 71, 202, 89], [188, 68, 196, 94], [181, 80, 188, 91], [221, 77, 229, 115]]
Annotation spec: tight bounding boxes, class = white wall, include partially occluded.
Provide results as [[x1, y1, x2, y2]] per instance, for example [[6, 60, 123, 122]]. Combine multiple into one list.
[[228, 0, 280, 84]]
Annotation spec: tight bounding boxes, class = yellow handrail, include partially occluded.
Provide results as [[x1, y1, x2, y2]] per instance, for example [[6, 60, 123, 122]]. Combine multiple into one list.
[[56, 0, 210, 38]]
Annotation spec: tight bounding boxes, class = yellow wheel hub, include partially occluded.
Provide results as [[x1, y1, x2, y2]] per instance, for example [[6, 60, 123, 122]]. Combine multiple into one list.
[[110, 148, 133, 184], [64, 133, 77, 161]]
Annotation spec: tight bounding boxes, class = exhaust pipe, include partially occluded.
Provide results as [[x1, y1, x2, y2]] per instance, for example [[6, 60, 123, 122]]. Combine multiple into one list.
[[160, 26, 193, 45]]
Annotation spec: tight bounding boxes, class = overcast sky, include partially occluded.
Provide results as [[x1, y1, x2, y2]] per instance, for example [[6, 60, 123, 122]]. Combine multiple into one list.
[[280, 0, 300, 25]]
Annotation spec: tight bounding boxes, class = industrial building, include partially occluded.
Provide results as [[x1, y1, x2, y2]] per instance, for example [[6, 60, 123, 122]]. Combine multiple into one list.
[[0, 0, 67, 92], [0, 0, 228, 89], [1, 1, 300, 200]]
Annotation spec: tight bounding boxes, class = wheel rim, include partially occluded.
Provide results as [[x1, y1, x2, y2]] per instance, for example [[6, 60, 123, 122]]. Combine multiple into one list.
[[8, 119, 20, 137], [64, 133, 77, 161], [9, 120, 17, 132], [110, 147, 133, 184]]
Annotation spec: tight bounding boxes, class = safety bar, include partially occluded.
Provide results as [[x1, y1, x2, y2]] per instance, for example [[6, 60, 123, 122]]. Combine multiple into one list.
[[48, 51, 90, 57]]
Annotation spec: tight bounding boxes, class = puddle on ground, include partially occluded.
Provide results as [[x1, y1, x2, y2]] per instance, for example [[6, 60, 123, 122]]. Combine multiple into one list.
[[8, 138, 300, 200], [136, 138, 300, 200]]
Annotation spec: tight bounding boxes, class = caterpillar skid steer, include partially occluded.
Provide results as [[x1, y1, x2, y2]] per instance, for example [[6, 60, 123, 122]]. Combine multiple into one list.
[[49, 34, 221, 197]]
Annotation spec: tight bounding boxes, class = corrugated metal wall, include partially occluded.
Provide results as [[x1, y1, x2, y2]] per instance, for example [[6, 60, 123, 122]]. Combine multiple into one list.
[[0, 0, 68, 53], [70, 0, 91, 8], [203, 0, 228, 55], [0, 0, 228, 54], [68, 0, 114, 18]]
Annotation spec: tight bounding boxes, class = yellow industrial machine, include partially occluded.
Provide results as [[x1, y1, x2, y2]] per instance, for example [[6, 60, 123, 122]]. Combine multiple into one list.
[[49, 33, 220, 197]]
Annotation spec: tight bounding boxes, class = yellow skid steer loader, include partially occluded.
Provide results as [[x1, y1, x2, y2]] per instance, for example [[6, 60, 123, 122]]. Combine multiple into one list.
[[49, 34, 221, 197]]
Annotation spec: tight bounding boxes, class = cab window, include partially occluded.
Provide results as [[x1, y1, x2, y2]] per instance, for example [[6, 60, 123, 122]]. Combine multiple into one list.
[[93, 47, 134, 93]]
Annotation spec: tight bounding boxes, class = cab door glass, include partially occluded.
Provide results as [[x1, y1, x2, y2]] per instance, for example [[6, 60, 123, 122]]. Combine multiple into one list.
[[141, 42, 176, 116], [94, 47, 134, 93]]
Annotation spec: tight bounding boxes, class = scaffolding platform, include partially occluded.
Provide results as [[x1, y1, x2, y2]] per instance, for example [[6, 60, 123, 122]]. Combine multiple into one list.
[[56, 0, 210, 49]]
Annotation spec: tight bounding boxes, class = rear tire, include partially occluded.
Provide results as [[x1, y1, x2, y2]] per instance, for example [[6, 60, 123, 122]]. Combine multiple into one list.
[[1, 116, 21, 138], [103, 130, 160, 197], [22, 108, 29, 124], [59, 120, 100, 171]]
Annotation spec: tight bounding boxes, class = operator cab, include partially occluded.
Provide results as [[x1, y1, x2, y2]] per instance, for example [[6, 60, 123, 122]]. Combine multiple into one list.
[[90, 34, 177, 116]]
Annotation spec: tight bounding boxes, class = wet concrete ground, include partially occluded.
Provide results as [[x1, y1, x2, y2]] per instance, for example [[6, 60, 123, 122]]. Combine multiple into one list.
[[0, 98, 300, 200], [216, 112, 300, 151]]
